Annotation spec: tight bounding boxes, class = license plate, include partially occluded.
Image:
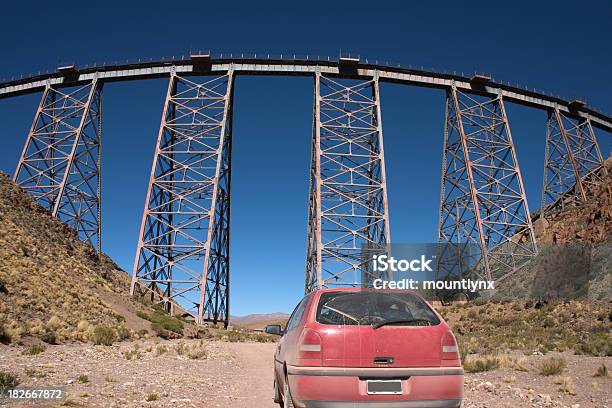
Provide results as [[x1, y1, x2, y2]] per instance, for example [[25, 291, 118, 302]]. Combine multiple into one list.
[[366, 380, 402, 395]]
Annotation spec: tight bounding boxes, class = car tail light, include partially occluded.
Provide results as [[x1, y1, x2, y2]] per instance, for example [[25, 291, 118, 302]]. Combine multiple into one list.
[[298, 328, 322, 365], [441, 331, 460, 365]]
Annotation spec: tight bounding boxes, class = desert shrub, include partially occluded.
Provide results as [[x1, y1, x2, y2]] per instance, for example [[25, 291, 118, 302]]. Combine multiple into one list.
[[122, 350, 142, 360], [255, 333, 275, 343], [76, 374, 89, 384], [473, 298, 487, 306], [0, 371, 20, 389], [25, 368, 46, 379], [0, 322, 10, 344], [456, 335, 472, 362], [40, 330, 57, 345], [174, 342, 187, 355], [171, 341, 207, 359], [46, 316, 61, 331], [594, 363, 609, 378], [116, 326, 130, 341], [149, 310, 183, 336], [91, 326, 116, 346], [136, 311, 149, 320], [156, 345, 169, 356], [187, 346, 207, 359], [538, 357, 566, 376], [463, 355, 500, 373], [145, 393, 159, 402], [555, 376, 576, 395], [21, 345, 46, 355], [575, 332, 611, 357], [77, 321, 90, 332]]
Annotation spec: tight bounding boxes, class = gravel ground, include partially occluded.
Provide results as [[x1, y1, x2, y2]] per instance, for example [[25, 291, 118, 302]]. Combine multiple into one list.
[[0, 342, 609, 407]]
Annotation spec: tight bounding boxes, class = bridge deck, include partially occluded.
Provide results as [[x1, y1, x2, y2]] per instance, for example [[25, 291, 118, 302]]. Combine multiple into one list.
[[1, 56, 611, 131]]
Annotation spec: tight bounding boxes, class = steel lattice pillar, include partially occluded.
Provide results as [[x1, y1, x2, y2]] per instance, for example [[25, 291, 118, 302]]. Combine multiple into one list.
[[437, 84, 537, 283], [131, 69, 233, 325], [13, 79, 102, 251], [541, 108, 606, 211], [305, 71, 391, 292]]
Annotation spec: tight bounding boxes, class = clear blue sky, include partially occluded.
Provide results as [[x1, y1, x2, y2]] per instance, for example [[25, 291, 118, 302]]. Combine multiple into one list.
[[0, 0, 610, 315]]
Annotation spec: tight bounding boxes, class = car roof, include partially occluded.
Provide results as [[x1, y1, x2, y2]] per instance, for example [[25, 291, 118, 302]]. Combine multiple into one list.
[[313, 287, 420, 295]]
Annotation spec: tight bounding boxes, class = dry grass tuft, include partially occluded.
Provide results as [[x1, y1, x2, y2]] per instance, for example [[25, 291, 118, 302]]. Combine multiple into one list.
[[156, 345, 169, 356], [91, 326, 116, 346], [21, 344, 46, 355], [25, 368, 46, 378], [464, 355, 500, 373], [538, 357, 566, 376], [594, 363, 609, 378], [122, 350, 142, 361], [172, 341, 208, 359], [145, 393, 159, 402], [76, 374, 89, 384], [0, 371, 20, 389], [555, 375, 577, 395]]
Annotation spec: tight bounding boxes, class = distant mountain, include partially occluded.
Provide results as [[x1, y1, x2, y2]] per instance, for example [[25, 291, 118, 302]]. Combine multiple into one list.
[[230, 313, 290, 330]]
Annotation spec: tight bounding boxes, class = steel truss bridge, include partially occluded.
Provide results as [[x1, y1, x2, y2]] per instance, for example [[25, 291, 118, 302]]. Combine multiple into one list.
[[1, 55, 609, 326]]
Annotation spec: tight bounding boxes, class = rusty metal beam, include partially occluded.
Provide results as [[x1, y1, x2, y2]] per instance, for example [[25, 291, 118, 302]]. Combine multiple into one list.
[[13, 78, 102, 249], [437, 84, 537, 283], [541, 108, 607, 212], [305, 71, 391, 292], [130, 69, 233, 326]]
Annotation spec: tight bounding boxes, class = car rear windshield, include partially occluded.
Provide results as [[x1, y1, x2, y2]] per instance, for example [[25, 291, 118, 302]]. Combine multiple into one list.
[[316, 291, 440, 326]]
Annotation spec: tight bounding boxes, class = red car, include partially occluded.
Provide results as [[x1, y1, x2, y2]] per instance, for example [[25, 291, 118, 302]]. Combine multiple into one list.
[[266, 288, 464, 408]]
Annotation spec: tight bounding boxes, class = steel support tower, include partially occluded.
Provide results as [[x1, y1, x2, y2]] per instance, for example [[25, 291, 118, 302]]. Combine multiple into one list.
[[13, 79, 102, 251], [305, 71, 391, 292], [131, 69, 233, 325], [437, 84, 537, 283], [541, 108, 607, 212]]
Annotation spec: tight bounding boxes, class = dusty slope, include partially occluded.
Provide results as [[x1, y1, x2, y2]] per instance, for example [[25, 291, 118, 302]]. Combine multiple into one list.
[[0, 172, 151, 344]]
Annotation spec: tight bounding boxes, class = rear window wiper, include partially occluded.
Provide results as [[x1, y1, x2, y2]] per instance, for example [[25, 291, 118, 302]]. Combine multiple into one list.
[[372, 318, 433, 329]]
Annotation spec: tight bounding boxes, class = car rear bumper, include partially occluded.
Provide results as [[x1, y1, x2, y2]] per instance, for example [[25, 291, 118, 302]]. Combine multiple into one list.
[[301, 401, 462, 408], [286, 365, 463, 408]]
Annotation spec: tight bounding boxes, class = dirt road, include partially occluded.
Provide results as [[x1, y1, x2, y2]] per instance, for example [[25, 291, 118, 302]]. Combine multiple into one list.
[[224, 342, 278, 408], [0, 339, 278, 408], [0, 340, 610, 407]]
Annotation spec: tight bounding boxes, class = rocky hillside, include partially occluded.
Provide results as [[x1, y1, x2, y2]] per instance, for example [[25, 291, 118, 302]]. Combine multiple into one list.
[[497, 157, 612, 301], [445, 159, 612, 356], [534, 156, 612, 245], [0, 172, 151, 344]]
